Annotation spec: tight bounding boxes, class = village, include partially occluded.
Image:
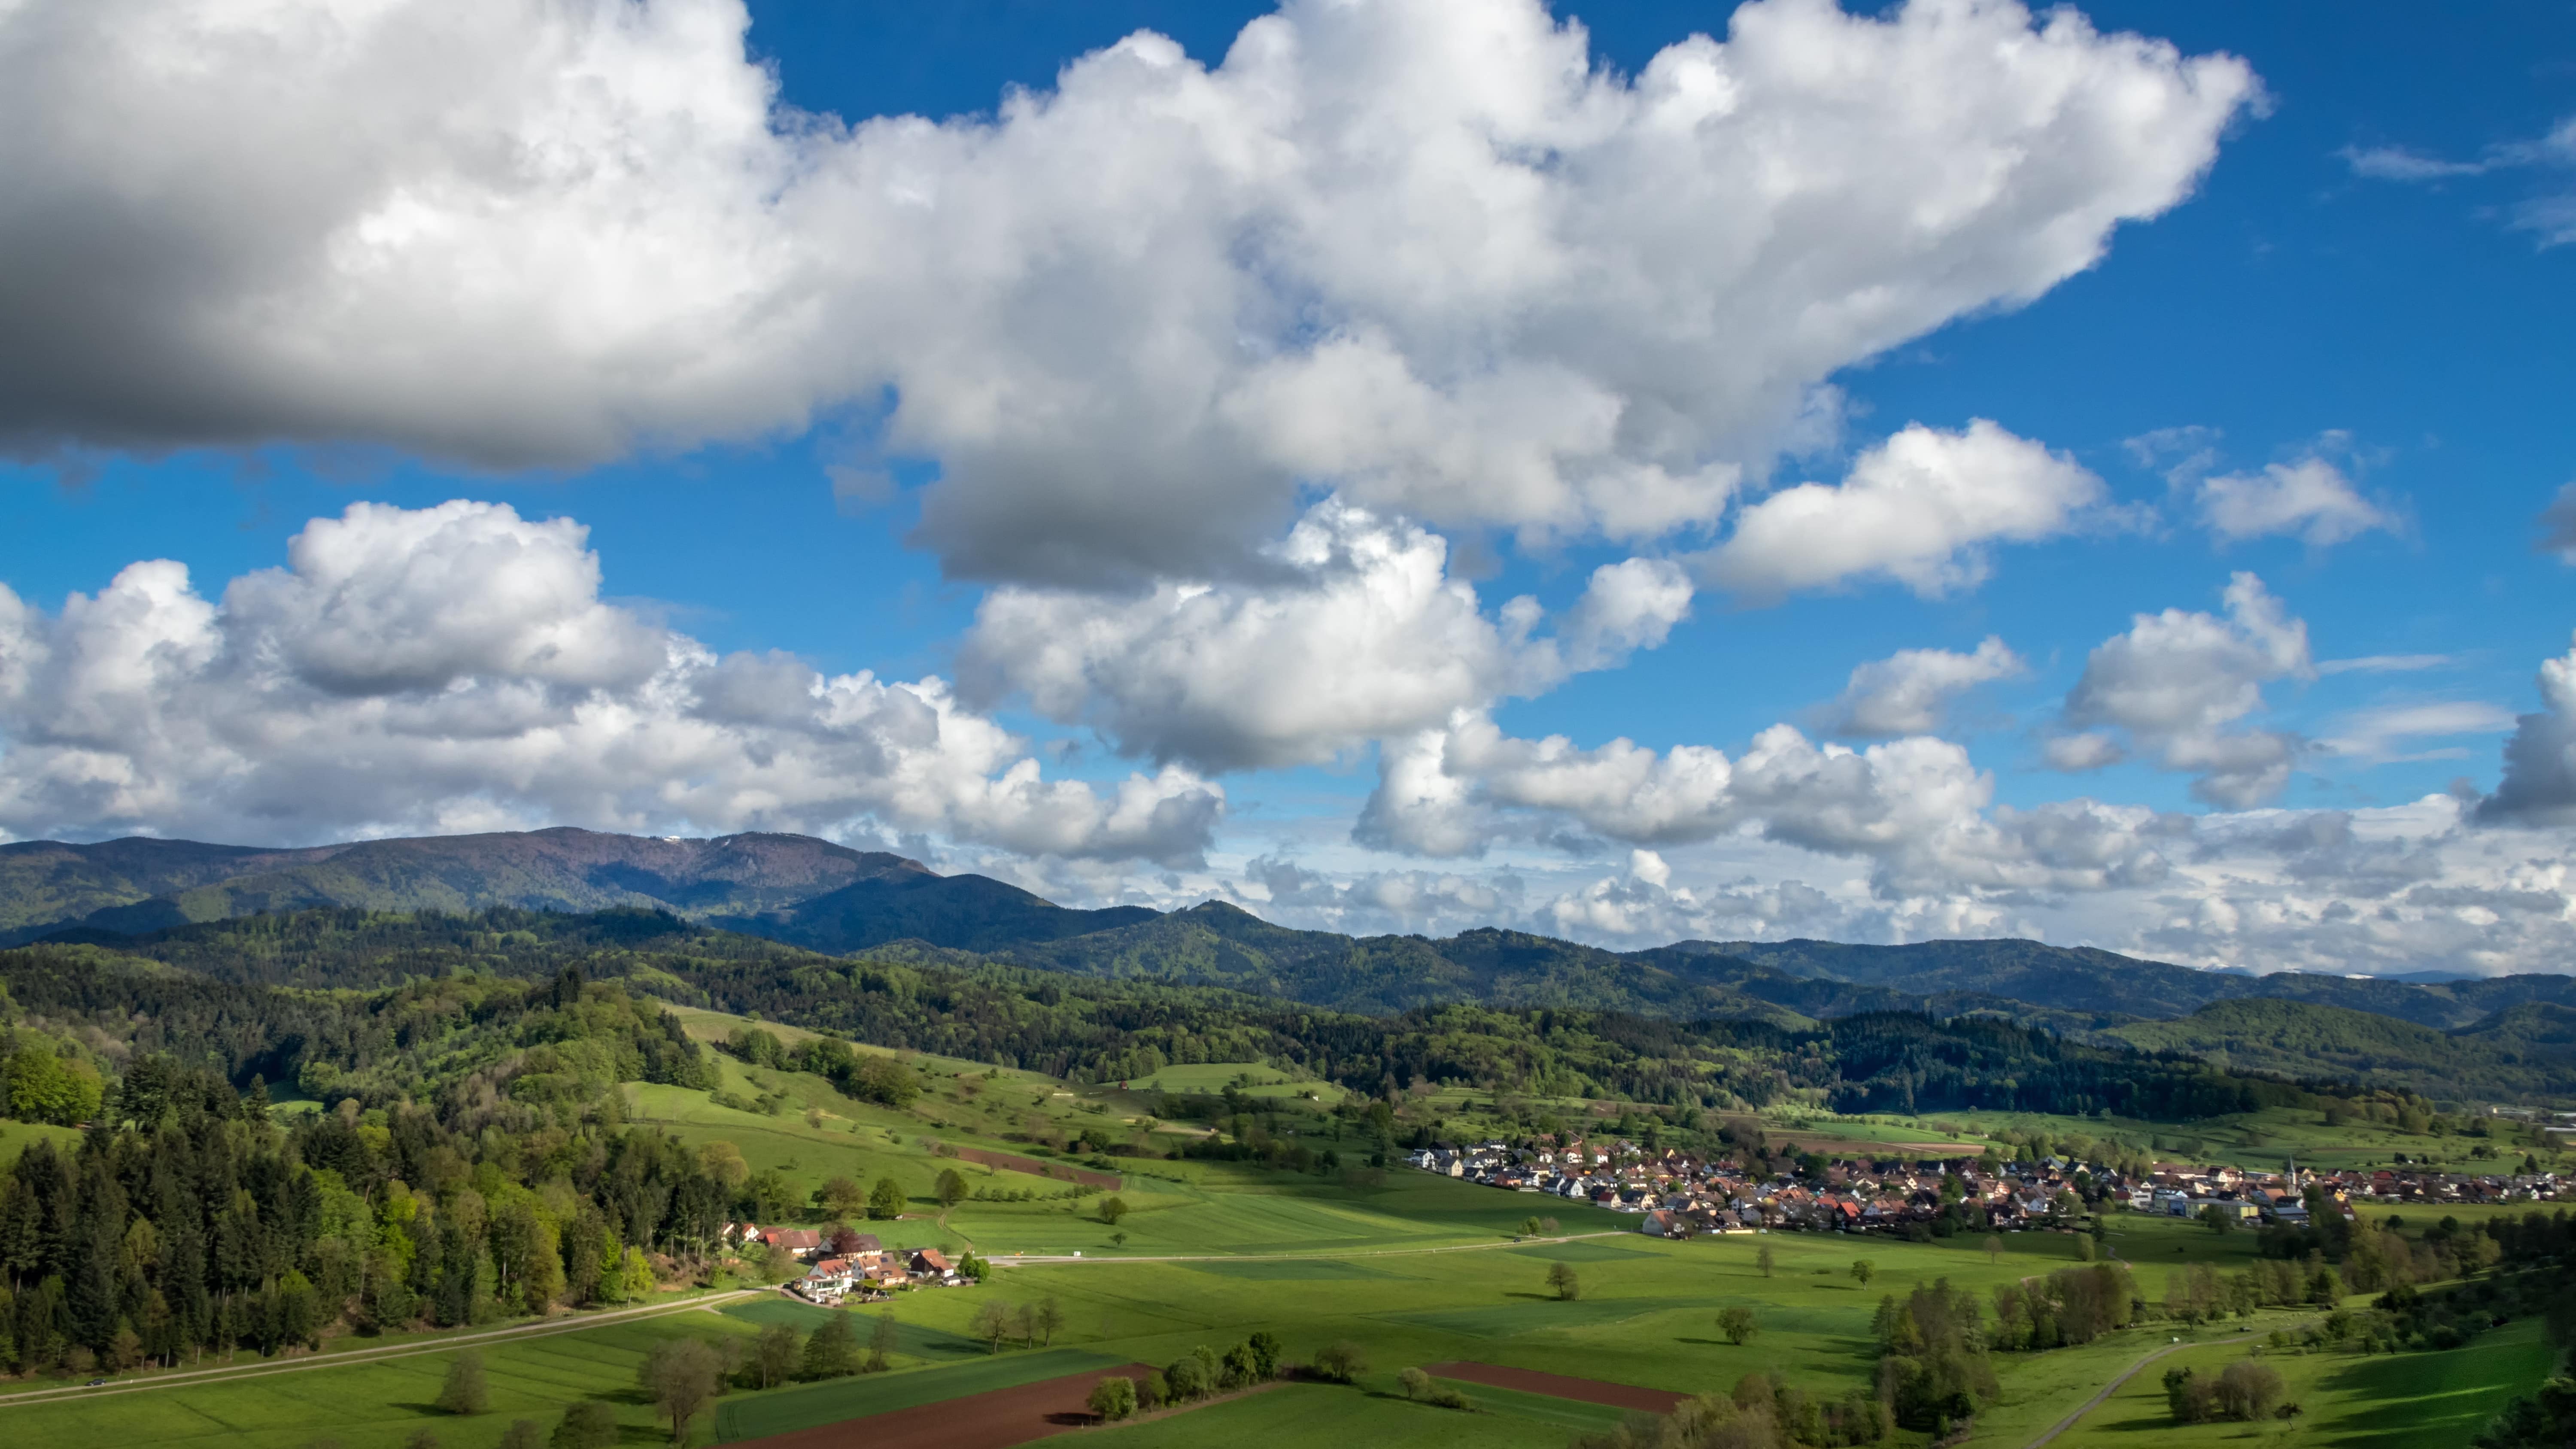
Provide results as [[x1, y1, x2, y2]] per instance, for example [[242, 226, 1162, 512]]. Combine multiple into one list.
[[1405, 1135, 2570, 1239], [722, 1223, 978, 1306]]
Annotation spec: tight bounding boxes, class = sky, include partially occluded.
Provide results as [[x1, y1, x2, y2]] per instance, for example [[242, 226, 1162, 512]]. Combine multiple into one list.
[[2, 0, 2574, 976]]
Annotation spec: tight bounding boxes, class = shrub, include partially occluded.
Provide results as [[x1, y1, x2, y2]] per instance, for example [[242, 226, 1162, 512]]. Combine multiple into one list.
[[1310, 1340, 1367, 1384], [1087, 1376, 1138, 1422], [435, 1352, 488, 1415], [550, 1402, 619, 1449]]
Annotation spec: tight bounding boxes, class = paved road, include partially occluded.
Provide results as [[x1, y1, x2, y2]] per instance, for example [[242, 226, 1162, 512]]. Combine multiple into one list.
[[990, 1229, 1639, 1266], [2021, 1331, 2258, 1449], [0, 1290, 759, 1410]]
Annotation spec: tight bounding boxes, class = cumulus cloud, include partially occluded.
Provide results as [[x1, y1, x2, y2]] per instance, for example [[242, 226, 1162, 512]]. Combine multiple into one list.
[[0, 0, 2254, 587], [1357, 710, 2183, 902], [2536, 481, 2576, 562], [0, 501, 1219, 862], [2054, 572, 2312, 806], [1700, 420, 2108, 600], [2196, 455, 2396, 547], [1817, 635, 2023, 738], [2477, 631, 2576, 826], [958, 499, 1691, 771]]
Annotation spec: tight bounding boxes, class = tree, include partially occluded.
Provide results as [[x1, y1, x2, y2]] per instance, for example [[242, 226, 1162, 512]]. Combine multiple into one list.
[[699, 1141, 749, 1192], [867, 1177, 906, 1221], [1719, 1306, 1760, 1345], [406, 1431, 441, 1449], [436, 1351, 489, 1414], [935, 1169, 970, 1209], [638, 1338, 721, 1444], [551, 1402, 618, 1449], [801, 1311, 857, 1379], [2199, 1204, 2234, 1235], [1399, 1367, 1432, 1399], [817, 1177, 866, 1221], [869, 1308, 899, 1373], [973, 1299, 1015, 1354], [1546, 1261, 1581, 1301], [1245, 1331, 1282, 1380], [1756, 1244, 1777, 1278], [498, 1421, 543, 1449], [1851, 1260, 1876, 1288], [1984, 1235, 2003, 1266], [1519, 1216, 1543, 1237], [1097, 1195, 1130, 1226], [751, 1323, 800, 1388], [1087, 1375, 1138, 1422], [1036, 1297, 1065, 1347], [1310, 1341, 1367, 1383]]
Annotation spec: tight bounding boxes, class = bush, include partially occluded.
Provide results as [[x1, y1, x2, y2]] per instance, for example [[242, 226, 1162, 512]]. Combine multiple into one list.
[[1087, 1376, 1138, 1422], [550, 1402, 619, 1449], [435, 1352, 488, 1415], [1399, 1367, 1432, 1399], [1310, 1341, 1367, 1384]]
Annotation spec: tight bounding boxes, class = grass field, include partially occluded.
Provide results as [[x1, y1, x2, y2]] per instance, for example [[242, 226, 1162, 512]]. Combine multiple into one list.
[[2038, 1316, 2559, 1449], [8, 1009, 2560, 1449]]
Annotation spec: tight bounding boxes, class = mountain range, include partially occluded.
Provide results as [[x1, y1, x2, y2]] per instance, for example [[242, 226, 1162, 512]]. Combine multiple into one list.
[[9, 827, 2576, 1101]]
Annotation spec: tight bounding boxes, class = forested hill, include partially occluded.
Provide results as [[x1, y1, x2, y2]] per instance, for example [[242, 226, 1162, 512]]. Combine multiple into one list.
[[1700, 938, 2576, 1030], [0, 906, 2352, 1122], [9, 827, 2576, 1050]]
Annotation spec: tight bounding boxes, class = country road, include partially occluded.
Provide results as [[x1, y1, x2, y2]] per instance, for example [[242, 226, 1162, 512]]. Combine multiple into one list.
[[2021, 1331, 2259, 1448], [0, 1290, 760, 1410]]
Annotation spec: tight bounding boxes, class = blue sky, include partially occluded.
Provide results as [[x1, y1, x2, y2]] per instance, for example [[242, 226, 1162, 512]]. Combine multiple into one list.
[[3, 0, 2573, 974]]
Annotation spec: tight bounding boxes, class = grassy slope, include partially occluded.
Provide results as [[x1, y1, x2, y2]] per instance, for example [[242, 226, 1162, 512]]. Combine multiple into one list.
[[2039, 1316, 2558, 1449], [8, 1005, 2554, 1449]]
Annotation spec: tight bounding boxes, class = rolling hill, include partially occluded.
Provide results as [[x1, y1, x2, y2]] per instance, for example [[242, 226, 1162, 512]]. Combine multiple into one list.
[[7, 828, 2576, 1103]]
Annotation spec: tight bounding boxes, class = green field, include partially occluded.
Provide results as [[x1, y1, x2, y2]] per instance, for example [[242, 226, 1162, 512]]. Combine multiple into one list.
[[4, 1006, 2560, 1449]]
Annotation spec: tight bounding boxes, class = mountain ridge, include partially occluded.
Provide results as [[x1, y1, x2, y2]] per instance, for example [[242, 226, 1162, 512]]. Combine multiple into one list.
[[9, 829, 2575, 1045]]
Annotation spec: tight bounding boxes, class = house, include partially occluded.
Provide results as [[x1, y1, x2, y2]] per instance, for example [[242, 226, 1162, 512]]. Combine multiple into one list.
[[910, 1248, 956, 1281], [1640, 1209, 1686, 1238], [767, 1228, 825, 1259]]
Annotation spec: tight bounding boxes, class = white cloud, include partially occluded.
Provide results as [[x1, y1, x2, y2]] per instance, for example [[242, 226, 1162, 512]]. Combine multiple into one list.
[[2053, 572, 2312, 806], [1818, 635, 2023, 738], [2338, 146, 2492, 182], [2196, 455, 2396, 547], [1699, 420, 2107, 600], [1355, 710, 2182, 902], [2477, 631, 2576, 826], [2316, 701, 2514, 765], [0, 501, 1220, 863], [2316, 653, 2452, 675], [0, 0, 2255, 588], [957, 498, 1690, 772]]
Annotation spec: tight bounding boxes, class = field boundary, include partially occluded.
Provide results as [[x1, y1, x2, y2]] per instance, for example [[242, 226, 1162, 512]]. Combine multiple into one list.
[[0, 1290, 757, 1409], [949, 1146, 1122, 1189], [1423, 1361, 1689, 1413]]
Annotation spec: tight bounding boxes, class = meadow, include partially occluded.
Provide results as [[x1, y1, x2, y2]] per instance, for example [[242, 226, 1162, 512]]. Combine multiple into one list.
[[2, 1021, 2559, 1448]]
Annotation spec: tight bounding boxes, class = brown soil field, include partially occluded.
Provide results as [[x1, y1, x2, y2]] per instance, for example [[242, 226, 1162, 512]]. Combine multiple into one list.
[[1422, 1361, 1689, 1413], [953, 1147, 1123, 1189], [729, 1364, 1152, 1449]]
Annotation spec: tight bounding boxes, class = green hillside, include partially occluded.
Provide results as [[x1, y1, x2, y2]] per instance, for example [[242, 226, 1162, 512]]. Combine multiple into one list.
[[2112, 997, 2576, 1101]]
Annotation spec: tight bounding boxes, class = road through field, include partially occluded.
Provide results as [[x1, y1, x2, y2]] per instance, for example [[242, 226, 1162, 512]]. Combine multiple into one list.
[[988, 1228, 1640, 1267], [2020, 1331, 2257, 1449], [0, 1289, 759, 1410]]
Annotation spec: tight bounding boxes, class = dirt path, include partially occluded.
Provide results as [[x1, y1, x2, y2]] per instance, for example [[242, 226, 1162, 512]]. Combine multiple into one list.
[[0, 1290, 760, 1410], [2020, 1331, 2257, 1449]]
